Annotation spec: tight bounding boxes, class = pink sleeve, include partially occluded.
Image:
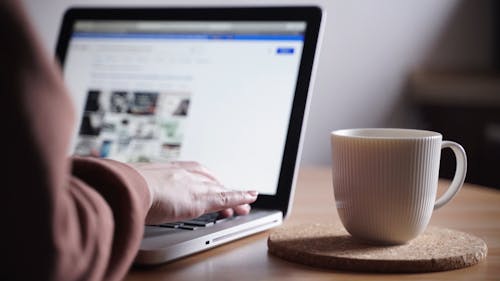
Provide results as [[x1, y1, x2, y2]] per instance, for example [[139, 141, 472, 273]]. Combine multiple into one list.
[[58, 157, 151, 281], [0, 1, 151, 280]]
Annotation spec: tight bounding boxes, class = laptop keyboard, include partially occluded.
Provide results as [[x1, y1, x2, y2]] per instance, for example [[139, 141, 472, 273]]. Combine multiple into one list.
[[154, 212, 234, 231]]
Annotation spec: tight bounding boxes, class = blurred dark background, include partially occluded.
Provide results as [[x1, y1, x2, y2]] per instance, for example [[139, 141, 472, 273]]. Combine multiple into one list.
[[410, 0, 500, 189]]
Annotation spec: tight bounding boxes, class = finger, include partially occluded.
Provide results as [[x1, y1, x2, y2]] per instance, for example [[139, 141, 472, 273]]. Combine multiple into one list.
[[219, 208, 234, 218], [205, 190, 258, 213], [233, 204, 251, 216]]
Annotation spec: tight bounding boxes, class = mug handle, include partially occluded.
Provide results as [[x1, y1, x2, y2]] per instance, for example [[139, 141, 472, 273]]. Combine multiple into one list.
[[434, 141, 467, 210]]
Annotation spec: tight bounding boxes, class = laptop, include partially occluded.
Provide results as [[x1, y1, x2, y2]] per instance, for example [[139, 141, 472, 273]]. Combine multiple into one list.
[[56, 6, 323, 265]]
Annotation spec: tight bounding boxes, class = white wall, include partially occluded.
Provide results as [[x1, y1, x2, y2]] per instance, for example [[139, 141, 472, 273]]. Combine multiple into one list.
[[21, 0, 493, 165]]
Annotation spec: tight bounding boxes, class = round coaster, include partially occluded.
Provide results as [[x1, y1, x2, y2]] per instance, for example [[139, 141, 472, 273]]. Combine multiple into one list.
[[268, 223, 487, 273]]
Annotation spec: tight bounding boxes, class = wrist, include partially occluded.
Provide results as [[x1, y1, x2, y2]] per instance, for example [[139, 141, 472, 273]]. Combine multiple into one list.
[[129, 164, 156, 210]]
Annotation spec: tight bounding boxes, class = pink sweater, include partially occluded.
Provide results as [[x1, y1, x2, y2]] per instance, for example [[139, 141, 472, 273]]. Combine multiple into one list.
[[1, 1, 151, 280]]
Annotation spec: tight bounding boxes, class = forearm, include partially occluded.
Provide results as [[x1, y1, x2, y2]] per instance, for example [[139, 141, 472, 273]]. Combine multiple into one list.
[[70, 156, 151, 281]]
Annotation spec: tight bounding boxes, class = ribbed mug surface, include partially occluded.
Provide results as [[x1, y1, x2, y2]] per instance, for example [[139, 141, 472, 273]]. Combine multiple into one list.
[[331, 129, 442, 244]]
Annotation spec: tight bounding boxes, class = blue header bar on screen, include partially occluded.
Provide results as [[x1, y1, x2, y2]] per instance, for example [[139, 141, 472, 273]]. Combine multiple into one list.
[[72, 32, 304, 41]]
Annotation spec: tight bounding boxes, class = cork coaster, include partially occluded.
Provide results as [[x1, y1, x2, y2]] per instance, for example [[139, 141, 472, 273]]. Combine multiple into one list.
[[268, 224, 487, 273]]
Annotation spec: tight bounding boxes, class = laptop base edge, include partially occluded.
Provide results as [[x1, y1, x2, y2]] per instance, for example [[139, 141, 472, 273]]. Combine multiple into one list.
[[134, 210, 283, 265]]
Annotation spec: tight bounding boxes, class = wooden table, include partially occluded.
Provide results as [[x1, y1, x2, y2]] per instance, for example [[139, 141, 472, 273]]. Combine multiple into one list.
[[126, 166, 500, 281]]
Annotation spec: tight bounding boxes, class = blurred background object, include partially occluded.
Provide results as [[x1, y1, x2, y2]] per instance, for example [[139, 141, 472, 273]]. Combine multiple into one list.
[[409, 0, 499, 189], [21, 0, 498, 188], [411, 72, 500, 189]]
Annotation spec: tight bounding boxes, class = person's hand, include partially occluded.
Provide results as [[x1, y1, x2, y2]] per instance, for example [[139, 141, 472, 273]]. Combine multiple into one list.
[[131, 161, 258, 225]]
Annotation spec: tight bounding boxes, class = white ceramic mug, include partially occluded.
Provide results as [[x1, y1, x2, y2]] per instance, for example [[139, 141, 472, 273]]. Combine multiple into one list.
[[331, 128, 467, 244]]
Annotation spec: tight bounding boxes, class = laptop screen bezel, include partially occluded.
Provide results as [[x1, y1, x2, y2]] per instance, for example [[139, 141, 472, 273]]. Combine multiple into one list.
[[56, 6, 322, 217]]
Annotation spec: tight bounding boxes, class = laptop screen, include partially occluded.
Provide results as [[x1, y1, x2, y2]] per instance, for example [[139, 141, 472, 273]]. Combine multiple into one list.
[[64, 20, 306, 195]]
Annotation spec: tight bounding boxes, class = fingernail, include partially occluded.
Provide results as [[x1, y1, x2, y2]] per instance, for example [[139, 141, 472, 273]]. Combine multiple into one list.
[[248, 190, 258, 197]]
